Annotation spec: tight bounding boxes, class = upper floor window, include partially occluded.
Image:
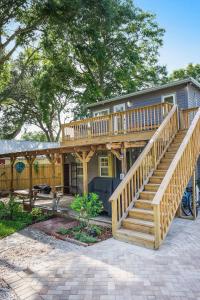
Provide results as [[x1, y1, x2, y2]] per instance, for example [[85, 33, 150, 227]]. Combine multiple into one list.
[[162, 93, 176, 105], [93, 109, 109, 117]]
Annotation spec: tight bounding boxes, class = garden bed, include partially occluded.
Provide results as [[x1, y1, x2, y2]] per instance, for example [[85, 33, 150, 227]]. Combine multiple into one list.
[[56, 222, 112, 246]]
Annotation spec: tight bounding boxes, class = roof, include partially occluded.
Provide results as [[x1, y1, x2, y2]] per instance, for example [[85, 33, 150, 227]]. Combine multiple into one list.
[[0, 140, 59, 155], [86, 77, 200, 109]]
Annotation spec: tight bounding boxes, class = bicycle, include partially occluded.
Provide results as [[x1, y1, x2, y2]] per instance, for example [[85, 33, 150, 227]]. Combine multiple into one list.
[[181, 186, 199, 217]]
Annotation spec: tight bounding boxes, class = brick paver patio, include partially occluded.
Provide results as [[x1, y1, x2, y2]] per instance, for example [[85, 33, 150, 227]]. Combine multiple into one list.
[[2, 216, 200, 300]]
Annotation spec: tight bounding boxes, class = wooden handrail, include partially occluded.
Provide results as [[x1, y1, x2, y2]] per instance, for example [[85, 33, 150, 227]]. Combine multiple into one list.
[[62, 102, 173, 141], [181, 107, 198, 129], [109, 104, 178, 234], [152, 107, 200, 248]]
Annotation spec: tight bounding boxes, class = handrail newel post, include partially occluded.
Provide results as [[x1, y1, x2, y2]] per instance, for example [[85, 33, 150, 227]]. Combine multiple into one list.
[[111, 199, 118, 235], [154, 204, 161, 249]]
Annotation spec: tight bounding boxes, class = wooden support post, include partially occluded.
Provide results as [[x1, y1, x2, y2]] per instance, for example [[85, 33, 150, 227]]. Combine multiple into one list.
[[10, 157, 16, 193], [74, 149, 95, 195], [61, 154, 65, 194], [46, 153, 57, 197], [82, 151, 88, 194], [25, 156, 36, 207], [192, 169, 197, 220], [121, 148, 127, 175]]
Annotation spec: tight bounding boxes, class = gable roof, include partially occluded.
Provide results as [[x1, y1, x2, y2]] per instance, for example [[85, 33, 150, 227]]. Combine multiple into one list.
[[0, 140, 59, 155], [86, 77, 200, 109]]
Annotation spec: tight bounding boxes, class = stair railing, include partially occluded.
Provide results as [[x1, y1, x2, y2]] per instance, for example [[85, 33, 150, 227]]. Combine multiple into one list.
[[152, 107, 200, 249], [109, 104, 179, 235]]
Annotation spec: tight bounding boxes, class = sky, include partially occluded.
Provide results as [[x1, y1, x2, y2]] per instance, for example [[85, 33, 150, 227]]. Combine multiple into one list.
[[134, 0, 200, 73]]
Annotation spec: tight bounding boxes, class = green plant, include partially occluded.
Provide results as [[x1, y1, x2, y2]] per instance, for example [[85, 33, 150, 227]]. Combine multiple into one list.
[[0, 196, 23, 220], [33, 161, 39, 175], [74, 232, 97, 243], [88, 225, 102, 237], [70, 193, 103, 227], [57, 227, 71, 235]]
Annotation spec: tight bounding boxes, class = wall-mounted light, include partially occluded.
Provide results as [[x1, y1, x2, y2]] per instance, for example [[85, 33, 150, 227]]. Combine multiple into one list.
[[127, 101, 132, 108]]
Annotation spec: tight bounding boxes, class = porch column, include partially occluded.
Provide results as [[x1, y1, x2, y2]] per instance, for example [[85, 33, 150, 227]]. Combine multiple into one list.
[[10, 157, 16, 193], [25, 155, 36, 207], [121, 147, 127, 175], [47, 153, 57, 197], [75, 149, 95, 194]]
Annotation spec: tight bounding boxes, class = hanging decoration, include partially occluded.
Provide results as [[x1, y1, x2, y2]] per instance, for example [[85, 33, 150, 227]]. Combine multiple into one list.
[[15, 162, 25, 173]]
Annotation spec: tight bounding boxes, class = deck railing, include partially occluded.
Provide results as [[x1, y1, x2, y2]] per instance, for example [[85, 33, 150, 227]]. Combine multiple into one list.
[[181, 107, 199, 129], [62, 103, 172, 141], [152, 107, 200, 248], [109, 104, 178, 234]]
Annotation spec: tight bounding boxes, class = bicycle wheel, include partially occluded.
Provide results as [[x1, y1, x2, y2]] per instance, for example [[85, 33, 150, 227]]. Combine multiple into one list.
[[181, 195, 192, 216]]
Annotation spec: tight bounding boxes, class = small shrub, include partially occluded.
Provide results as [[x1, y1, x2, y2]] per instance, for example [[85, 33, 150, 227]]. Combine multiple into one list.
[[57, 227, 71, 235], [70, 193, 103, 227], [88, 225, 102, 237], [74, 232, 97, 243]]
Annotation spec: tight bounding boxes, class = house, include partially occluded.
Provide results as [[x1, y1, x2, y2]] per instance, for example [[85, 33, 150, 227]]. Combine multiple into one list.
[[1, 77, 200, 249], [61, 77, 200, 194]]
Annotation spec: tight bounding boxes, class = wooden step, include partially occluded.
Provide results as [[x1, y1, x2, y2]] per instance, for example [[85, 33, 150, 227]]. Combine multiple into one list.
[[135, 199, 153, 210], [129, 208, 154, 221], [144, 184, 160, 192], [115, 228, 155, 249], [157, 162, 170, 169], [168, 145, 179, 151], [149, 176, 163, 184], [154, 170, 166, 176], [160, 158, 172, 164], [140, 191, 156, 200], [122, 218, 155, 234], [164, 152, 175, 159]]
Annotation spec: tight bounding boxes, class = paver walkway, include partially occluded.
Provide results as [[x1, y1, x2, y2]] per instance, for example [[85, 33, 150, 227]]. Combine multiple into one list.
[[1, 216, 200, 300]]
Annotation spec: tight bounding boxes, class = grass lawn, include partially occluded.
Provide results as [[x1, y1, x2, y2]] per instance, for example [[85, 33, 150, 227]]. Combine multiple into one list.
[[0, 220, 30, 238]]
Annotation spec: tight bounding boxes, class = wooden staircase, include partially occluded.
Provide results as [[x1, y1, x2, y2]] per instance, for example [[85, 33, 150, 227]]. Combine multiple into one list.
[[115, 130, 186, 249], [109, 105, 200, 249]]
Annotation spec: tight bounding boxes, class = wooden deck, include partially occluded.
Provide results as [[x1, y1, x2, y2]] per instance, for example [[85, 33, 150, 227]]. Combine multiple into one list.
[[61, 103, 172, 146]]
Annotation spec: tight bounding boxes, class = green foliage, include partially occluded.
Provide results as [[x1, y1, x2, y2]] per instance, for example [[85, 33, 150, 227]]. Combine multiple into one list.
[[21, 131, 48, 142], [74, 232, 98, 243], [57, 227, 70, 235], [88, 225, 102, 236], [0, 196, 51, 237], [33, 161, 39, 175], [71, 193, 103, 224], [169, 63, 200, 83]]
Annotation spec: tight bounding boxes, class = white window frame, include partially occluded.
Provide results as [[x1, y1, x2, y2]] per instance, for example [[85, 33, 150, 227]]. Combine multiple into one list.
[[99, 156, 109, 177], [93, 108, 109, 117], [162, 93, 176, 105], [113, 103, 126, 132]]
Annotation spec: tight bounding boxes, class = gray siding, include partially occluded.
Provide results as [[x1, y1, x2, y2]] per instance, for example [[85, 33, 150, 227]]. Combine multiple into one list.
[[188, 85, 200, 108], [90, 85, 188, 115]]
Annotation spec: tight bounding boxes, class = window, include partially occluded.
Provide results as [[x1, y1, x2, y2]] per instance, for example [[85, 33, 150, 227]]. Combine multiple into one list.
[[76, 162, 83, 177], [162, 94, 176, 104], [93, 109, 109, 117], [99, 156, 110, 177]]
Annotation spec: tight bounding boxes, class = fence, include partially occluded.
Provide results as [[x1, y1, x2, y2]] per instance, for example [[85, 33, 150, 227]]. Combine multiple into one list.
[[0, 163, 61, 191]]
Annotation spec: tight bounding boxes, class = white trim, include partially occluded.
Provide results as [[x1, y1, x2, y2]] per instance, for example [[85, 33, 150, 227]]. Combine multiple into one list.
[[98, 156, 109, 177], [162, 93, 176, 104], [113, 103, 126, 112], [93, 108, 109, 117]]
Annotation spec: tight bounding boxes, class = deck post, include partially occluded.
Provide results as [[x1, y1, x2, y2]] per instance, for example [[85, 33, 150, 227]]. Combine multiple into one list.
[[10, 157, 16, 193], [82, 151, 88, 194], [121, 147, 127, 175], [75, 149, 95, 195], [46, 153, 57, 198], [25, 155, 36, 207]]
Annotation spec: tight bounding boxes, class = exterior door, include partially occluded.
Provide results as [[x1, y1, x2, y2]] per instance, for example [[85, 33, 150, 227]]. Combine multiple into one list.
[[113, 103, 126, 133], [63, 164, 70, 194]]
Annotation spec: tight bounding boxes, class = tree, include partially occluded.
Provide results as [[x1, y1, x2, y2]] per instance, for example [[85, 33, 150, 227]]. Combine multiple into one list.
[[21, 131, 48, 142], [41, 0, 167, 117], [0, 49, 73, 141], [169, 64, 200, 83]]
